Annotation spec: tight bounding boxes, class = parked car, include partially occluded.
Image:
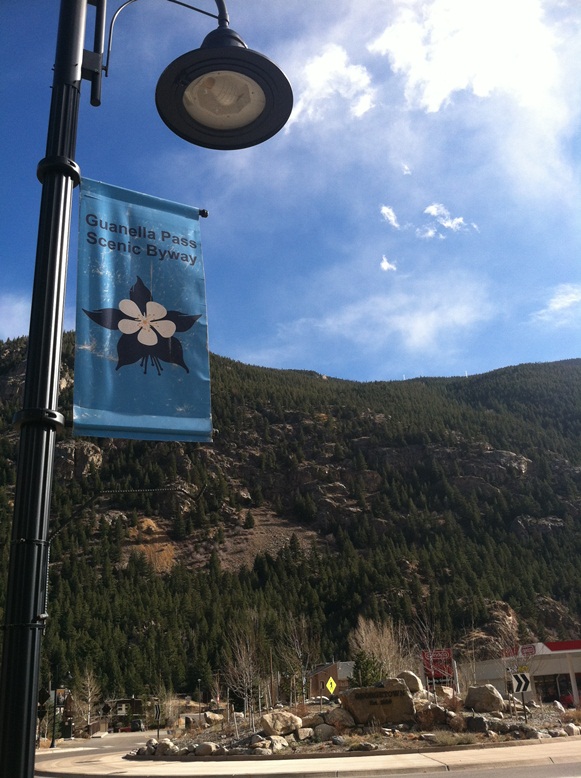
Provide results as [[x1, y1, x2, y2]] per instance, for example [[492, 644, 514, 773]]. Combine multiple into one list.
[[131, 719, 146, 731]]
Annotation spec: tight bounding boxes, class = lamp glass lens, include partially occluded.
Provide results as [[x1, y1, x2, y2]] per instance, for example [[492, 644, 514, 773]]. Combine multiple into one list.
[[182, 70, 267, 130]]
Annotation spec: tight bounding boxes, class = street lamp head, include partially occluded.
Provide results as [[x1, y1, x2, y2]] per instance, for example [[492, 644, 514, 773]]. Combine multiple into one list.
[[155, 24, 293, 150]]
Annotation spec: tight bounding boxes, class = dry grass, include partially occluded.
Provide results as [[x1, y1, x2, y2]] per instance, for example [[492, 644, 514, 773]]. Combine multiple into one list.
[[290, 703, 311, 719], [431, 731, 480, 747], [564, 707, 581, 725], [133, 543, 176, 573]]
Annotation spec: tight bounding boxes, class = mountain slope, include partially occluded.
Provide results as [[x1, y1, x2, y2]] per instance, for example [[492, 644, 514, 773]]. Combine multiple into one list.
[[0, 335, 580, 695]]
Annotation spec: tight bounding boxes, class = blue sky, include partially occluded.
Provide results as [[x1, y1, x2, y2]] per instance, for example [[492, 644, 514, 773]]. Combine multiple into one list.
[[1, 0, 580, 382]]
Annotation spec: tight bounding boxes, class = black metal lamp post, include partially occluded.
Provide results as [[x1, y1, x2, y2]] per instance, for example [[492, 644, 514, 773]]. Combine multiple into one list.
[[49, 668, 70, 749], [50, 682, 60, 750], [198, 677, 202, 724], [0, 2, 291, 776]]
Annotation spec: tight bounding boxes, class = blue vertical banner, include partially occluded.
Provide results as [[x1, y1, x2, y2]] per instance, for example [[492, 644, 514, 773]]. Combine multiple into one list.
[[74, 178, 212, 442]]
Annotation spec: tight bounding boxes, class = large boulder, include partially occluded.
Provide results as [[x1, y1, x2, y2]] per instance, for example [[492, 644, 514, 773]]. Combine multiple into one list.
[[415, 702, 447, 728], [301, 712, 324, 728], [466, 715, 489, 733], [447, 711, 466, 732], [464, 685, 504, 713], [204, 711, 224, 725], [269, 735, 289, 752], [434, 685, 457, 706], [260, 711, 302, 736], [314, 723, 337, 741], [155, 739, 180, 756], [194, 742, 219, 756], [324, 707, 356, 729], [340, 679, 415, 725], [250, 734, 267, 745], [398, 671, 423, 693]]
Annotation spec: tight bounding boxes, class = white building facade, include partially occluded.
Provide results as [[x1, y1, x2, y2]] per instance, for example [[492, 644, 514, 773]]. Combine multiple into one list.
[[469, 640, 581, 706]]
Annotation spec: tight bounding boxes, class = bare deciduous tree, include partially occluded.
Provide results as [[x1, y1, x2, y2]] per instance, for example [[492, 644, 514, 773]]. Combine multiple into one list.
[[222, 620, 264, 727], [209, 672, 222, 706], [349, 616, 419, 679], [73, 667, 101, 728], [154, 681, 179, 732], [277, 614, 319, 705]]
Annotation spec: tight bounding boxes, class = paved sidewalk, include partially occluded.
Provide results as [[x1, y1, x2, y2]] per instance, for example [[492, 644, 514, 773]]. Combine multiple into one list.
[[35, 736, 581, 777]]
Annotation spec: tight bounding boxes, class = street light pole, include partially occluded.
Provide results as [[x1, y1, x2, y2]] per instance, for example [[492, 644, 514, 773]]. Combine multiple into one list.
[[0, 2, 86, 775], [0, 3, 291, 776], [198, 678, 202, 725], [50, 669, 61, 750]]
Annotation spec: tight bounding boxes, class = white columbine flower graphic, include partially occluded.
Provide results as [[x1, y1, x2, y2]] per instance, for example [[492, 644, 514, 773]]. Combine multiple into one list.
[[84, 276, 201, 374], [117, 299, 177, 346]]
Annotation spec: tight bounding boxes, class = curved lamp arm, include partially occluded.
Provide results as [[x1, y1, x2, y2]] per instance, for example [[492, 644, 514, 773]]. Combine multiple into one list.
[[104, 0, 229, 77], [93, 0, 293, 149]]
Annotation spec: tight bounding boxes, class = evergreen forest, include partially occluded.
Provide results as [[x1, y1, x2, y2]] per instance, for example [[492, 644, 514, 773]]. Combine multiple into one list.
[[0, 333, 580, 702]]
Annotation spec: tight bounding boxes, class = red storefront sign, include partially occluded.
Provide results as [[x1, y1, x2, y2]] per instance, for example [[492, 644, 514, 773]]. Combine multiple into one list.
[[422, 648, 453, 678]]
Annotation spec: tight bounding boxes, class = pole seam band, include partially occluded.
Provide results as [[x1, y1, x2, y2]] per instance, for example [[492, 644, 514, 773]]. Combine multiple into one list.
[[13, 408, 65, 431], [37, 156, 81, 186]]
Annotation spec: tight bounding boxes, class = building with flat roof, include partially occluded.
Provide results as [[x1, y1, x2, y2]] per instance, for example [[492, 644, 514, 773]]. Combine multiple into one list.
[[309, 661, 354, 698], [469, 640, 581, 706]]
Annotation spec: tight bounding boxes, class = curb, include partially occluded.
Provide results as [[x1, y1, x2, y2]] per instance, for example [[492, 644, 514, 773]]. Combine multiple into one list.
[[34, 734, 581, 778]]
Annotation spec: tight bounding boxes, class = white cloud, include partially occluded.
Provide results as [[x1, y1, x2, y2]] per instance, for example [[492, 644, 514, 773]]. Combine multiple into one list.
[[242, 271, 494, 371], [532, 284, 581, 327], [351, 91, 375, 118], [380, 255, 397, 271], [314, 272, 494, 353], [417, 203, 477, 238], [416, 225, 442, 240], [368, 0, 561, 113], [287, 43, 375, 125], [366, 0, 581, 198], [380, 203, 476, 242], [0, 294, 30, 340], [424, 203, 466, 232], [380, 205, 400, 228]]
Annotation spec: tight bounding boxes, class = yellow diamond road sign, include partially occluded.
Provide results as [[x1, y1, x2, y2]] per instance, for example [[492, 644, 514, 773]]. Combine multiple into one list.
[[326, 676, 336, 695]]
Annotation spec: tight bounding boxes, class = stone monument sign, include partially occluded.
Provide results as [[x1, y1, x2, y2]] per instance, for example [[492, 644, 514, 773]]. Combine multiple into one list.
[[339, 678, 416, 724]]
